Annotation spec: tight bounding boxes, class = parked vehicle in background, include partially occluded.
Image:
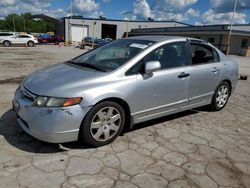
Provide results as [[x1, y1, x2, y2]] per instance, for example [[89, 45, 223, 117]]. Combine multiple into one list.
[[84, 37, 97, 45], [13, 36, 238, 147], [49, 35, 64, 45], [37, 34, 51, 43], [37, 34, 64, 45], [0, 32, 17, 43], [2, 34, 38, 47], [94, 38, 113, 46]]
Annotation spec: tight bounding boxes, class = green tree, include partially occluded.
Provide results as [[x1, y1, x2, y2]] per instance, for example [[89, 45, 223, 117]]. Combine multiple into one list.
[[0, 13, 56, 33]]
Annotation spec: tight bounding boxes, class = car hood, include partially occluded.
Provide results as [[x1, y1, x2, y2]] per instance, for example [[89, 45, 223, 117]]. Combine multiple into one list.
[[23, 62, 106, 97]]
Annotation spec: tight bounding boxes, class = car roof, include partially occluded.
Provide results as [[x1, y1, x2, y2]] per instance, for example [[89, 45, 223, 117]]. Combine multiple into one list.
[[127, 35, 187, 42], [127, 35, 207, 44], [17, 34, 33, 37]]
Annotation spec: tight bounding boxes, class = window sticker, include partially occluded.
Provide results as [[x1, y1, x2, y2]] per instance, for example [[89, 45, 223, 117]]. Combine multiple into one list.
[[129, 43, 148, 49]]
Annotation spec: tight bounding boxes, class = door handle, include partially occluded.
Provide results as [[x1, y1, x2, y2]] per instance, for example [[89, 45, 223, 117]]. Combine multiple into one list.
[[212, 67, 220, 72], [178, 72, 190, 78]]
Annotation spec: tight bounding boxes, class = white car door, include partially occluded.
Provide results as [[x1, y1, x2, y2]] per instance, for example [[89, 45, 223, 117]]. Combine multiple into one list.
[[14, 35, 29, 44]]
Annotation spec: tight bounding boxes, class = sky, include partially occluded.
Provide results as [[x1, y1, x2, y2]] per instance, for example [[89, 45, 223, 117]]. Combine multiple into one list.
[[0, 0, 250, 25]]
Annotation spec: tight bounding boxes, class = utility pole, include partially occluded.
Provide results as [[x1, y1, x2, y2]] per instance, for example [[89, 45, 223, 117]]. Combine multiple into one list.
[[13, 15, 16, 32], [123, 11, 133, 38], [226, 0, 238, 55], [23, 15, 26, 32], [91, 21, 96, 48], [69, 0, 73, 44]]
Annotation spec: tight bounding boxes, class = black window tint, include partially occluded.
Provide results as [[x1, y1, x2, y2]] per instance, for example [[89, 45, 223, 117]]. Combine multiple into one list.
[[152, 42, 187, 69], [17, 35, 30, 38], [145, 42, 187, 69], [127, 42, 187, 75], [191, 43, 215, 65], [0, 33, 13, 36], [128, 60, 144, 75]]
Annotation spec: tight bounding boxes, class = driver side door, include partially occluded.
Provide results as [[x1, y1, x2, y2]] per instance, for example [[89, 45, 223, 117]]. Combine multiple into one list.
[[127, 41, 192, 123]]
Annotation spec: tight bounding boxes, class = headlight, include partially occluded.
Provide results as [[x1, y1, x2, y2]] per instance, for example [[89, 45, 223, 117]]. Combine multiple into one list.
[[33, 96, 82, 107]]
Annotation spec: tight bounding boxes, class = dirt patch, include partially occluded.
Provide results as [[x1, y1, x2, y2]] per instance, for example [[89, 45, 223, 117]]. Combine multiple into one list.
[[0, 76, 25, 85]]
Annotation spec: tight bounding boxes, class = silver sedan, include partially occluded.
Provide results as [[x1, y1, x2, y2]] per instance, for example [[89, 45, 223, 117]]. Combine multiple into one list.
[[13, 36, 238, 147]]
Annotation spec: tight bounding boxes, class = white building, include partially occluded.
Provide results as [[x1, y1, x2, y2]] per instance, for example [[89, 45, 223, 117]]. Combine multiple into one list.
[[64, 17, 189, 42]]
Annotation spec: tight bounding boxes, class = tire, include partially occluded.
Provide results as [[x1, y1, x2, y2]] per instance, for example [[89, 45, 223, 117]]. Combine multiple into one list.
[[3, 40, 11, 47], [54, 40, 59, 45], [80, 101, 125, 147], [27, 41, 34, 47], [210, 81, 231, 111]]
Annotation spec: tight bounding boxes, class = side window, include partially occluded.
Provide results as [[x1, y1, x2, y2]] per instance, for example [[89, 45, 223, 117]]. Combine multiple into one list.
[[127, 42, 187, 75], [0, 33, 12, 36], [17, 35, 30, 38], [191, 43, 216, 65]]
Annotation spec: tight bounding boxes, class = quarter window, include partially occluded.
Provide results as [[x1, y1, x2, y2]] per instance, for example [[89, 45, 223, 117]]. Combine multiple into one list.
[[190, 43, 218, 65]]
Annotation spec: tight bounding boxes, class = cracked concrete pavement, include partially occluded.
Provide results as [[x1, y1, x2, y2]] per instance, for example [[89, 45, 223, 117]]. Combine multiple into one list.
[[0, 45, 250, 188]]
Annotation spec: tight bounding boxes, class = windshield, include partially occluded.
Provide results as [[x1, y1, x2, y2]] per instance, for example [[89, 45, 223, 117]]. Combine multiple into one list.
[[69, 39, 154, 72]]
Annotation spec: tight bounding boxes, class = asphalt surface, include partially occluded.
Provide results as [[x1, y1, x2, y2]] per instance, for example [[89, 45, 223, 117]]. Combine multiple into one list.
[[0, 45, 250, 188]]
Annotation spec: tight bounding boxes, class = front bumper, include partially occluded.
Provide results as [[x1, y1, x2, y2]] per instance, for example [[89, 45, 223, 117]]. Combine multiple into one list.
[[13, 86, 90, 143]]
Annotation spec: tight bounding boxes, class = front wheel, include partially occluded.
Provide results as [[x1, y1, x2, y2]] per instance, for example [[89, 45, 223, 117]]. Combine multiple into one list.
[[3, 40, 11, 47], [27, 41, 34, 47], [210, 82, 231, 111], [80, 101, 125, 147]]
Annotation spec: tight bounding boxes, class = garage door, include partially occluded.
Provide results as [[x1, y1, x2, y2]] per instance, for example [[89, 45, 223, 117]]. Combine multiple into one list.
[[71, 25, 88, 42]]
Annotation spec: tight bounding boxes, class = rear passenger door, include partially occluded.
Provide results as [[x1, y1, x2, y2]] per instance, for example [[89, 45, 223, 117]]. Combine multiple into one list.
[[188, 41, 222, 106]]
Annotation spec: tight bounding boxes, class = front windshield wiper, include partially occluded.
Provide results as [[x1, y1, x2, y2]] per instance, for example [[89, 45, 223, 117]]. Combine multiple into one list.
[[67, 60, 105, 72]]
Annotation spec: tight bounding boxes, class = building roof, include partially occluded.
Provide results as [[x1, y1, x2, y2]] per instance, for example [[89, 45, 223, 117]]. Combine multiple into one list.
[[32, 14, 61, 23], [63, 16, 191, 26], [129, 24, 250, 37]]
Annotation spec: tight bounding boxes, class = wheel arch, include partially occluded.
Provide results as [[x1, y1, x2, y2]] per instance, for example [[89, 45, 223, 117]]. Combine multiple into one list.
[[3, 40, 11, 45]]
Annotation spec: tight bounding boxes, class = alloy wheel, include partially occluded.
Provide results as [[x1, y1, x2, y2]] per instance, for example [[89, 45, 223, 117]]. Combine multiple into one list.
[[90, 106, 121, 142], [216, 85, 229, 108]]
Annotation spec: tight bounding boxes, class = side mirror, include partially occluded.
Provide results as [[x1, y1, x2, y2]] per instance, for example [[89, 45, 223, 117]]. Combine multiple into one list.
[[145, 61, 161, 75]]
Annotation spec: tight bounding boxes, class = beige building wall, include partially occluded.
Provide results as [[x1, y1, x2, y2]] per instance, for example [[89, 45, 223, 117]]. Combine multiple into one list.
[[65, 18, 188, 42]]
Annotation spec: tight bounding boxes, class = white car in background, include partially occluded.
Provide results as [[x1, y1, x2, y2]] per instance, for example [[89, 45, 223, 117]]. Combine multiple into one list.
[[0, 32, 17, 43], [2, 34, 38, 47]]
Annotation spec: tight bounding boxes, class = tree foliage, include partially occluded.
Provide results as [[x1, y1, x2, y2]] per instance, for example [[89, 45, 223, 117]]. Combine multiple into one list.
[[0, 13, 55, 33]]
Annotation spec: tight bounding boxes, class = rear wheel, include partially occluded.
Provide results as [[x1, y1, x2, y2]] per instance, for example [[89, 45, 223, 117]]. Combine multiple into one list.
[[210, 81, 231, 111], [80, 101, 125, 147], [27, 41, 34, 47], [3, 40, 11, 47]]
